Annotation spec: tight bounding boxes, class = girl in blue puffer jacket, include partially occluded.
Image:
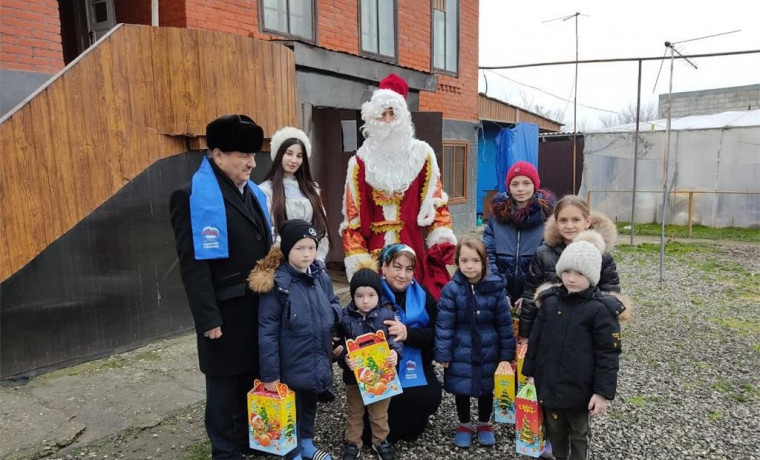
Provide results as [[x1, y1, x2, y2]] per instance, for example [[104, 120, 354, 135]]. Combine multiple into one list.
[[483, 161, 555, 317], [249, 219, 341, 460], [435, 236, 515, 449]]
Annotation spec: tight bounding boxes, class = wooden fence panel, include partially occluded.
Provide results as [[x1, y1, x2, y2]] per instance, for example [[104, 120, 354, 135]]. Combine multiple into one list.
[[0, 24, 297, 281]]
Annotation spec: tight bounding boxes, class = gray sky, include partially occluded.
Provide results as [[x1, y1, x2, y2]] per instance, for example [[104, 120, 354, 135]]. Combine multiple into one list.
[[479, 0, 760, 130]]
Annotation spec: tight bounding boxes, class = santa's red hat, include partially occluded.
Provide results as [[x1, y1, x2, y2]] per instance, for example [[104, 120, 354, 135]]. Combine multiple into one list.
[[379, 73, 408, 99]]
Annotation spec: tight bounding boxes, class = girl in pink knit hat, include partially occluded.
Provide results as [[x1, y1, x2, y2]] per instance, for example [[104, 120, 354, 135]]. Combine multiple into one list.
[[483, 161, 555, 321]]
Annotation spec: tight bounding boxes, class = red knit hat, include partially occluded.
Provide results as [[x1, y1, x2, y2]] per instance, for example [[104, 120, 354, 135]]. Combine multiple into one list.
[[378, 73, 409, 99], [506, 161, 540, 190]]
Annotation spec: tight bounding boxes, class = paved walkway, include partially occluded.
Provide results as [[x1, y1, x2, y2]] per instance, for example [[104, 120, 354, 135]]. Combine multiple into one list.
[[0, 280, 350, 460]]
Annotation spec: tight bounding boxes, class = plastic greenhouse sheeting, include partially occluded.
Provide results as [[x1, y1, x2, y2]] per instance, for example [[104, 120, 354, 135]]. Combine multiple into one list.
[[494, 123, 539, 193], [579, 110, 760, 228]]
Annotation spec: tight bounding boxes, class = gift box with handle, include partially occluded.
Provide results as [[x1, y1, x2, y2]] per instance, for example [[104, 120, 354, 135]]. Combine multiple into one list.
[[493, 360, 516, 424], [248, 379, 297, 456], [516, 341, 529, 394], [515, 383, 546, 457], [346, 330, 403, 405]]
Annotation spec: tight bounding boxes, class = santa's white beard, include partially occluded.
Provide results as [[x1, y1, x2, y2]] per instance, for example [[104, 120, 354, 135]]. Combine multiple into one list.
[[359, 120, 425, 193]]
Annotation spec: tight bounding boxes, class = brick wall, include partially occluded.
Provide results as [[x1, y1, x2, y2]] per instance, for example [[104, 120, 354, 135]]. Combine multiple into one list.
[[0, 0, 479, 121], [419, 0, 478, 122], [182, 0, 479, 122], [397, 1, 431, 72], [115, 0, 187, 28], [315, 0, 358, 54], [183, 0, 260, 36], [0, 0, 64, 73]]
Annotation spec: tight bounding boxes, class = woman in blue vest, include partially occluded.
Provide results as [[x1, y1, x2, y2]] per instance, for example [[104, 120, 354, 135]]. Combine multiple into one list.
[[373, 243, 442, 443]]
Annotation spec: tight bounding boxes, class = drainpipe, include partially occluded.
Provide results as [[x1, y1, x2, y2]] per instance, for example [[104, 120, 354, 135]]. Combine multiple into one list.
[[152, 0, 159, 26]]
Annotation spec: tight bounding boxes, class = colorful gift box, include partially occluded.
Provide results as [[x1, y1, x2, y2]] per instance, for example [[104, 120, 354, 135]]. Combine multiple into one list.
[[515, 383, 546, 458], [511, 307, 520, 338], [248, 380, 297, 456], [493, 361, 516, 424], [516, 341, 528, 394], [346, 330, 403, 405]]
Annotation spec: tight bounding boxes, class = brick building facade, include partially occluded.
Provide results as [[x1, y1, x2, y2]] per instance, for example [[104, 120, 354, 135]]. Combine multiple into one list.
[[1, 0, 479, 241]]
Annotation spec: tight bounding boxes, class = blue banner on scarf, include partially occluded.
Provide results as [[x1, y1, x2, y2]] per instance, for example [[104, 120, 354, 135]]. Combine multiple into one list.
[[190, 157, 229, 260], [189, 157, 272, 260], [382, 278, 429, 388]]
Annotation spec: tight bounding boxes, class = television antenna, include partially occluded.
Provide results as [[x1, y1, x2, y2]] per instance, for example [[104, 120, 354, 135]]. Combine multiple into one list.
[[542, 11, 588, 192], [654, 30, 740, 281]]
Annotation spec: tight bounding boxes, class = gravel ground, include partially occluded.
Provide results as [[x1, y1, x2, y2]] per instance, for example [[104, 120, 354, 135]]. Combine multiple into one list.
[[48, 240, 760, 460]]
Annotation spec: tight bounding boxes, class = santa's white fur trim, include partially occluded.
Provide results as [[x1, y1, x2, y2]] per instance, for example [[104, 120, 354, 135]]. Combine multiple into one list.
[[345, 253, 375, 282], [339, 157, 360, 237], [417, 145, 442, 226], [269, 126, 311, 163], [426, 226, 457, 248]]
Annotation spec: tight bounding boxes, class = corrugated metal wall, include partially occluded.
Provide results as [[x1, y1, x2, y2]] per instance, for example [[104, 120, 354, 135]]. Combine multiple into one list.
[[538, 137, 584, 198]]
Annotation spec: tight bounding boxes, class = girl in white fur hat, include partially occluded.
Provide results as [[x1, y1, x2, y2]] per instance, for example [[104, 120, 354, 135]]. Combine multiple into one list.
[[522, 230, 632, 460], [259, 127, 331, 262]]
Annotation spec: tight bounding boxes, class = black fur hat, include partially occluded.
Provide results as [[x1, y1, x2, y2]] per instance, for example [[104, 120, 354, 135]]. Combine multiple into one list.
[[206, 114, 264, 153]]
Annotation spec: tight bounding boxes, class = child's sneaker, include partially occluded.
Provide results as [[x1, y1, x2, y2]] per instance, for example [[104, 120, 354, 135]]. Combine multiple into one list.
[[371, 440, 392, 460], [539, 440, 555, 459], [343, 443, 360, 460], [453, 424, 475, 448], [476, 423, 496, 446]]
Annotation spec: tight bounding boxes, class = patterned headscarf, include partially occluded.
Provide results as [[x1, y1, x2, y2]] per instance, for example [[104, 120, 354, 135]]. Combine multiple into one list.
[[378, 243, 416, 266]]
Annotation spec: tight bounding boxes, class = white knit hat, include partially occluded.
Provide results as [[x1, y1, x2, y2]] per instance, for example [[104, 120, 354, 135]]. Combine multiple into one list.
[[555, 230, 606, 286], [269, 126, 311, 162]]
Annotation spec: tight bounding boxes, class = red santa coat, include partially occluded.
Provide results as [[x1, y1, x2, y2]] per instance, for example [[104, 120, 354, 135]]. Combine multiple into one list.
[[340, 143, 456, 299]]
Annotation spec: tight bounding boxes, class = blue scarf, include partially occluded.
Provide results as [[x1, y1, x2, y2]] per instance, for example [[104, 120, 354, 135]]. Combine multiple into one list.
[[381, 278, 429, 388], [190, 157, 271, 260]]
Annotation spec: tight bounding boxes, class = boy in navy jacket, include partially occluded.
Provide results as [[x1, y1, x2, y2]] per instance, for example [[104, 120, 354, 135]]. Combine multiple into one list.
[[339, 264, 403, 460], [249, 219, 341, 460]]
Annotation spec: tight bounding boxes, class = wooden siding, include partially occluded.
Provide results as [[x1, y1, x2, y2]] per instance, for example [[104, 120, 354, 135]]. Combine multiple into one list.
[[0, 24, 297, 282], [478, 94, 562, 132]]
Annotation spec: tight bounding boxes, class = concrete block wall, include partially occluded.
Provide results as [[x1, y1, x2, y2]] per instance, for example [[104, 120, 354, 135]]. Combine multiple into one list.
[[658, 84, 760, 118]]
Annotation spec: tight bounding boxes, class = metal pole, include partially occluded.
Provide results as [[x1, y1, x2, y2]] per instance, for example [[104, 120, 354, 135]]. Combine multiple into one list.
[[688, 192, 694, 237], [479, 49, 760, 70], [152, 0, 159, 26], [660, 46, 674, 282], [572, 12, 579, 193], [630, 59, 642, 245]]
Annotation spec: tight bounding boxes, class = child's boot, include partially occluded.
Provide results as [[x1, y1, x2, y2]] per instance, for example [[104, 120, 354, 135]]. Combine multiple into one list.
[[453, 423, 475, 448], [476, 423, 496, 446], [371, 440, 393, 460]]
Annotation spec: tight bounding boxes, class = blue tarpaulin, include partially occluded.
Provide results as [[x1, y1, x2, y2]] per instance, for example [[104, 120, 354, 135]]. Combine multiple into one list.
[[494, 123, 539, 193]]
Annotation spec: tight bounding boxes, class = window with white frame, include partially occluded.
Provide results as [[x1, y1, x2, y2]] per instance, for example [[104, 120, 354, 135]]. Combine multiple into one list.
[[360, 0, 396, 59], [432, 0, 458, 73], [261, 0, 314, 41]]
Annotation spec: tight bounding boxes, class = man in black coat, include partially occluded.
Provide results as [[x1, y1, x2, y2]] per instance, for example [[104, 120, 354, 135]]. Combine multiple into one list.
[[169, 114, 272, 460]]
